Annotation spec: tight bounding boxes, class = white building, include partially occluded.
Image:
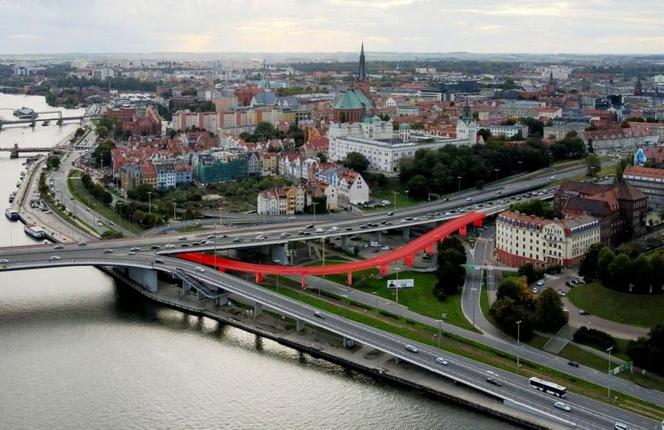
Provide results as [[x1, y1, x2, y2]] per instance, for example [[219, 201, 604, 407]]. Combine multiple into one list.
[[495, 211, 600, 268], [328, 119, 468, 173], [338, 170, 370, 206]]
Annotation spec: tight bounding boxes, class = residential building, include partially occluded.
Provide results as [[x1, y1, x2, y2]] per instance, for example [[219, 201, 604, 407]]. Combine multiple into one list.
[[175, 163, 192, 185], [622, 166, 664, 209], [247, 152, 260, 176], [543, 122, 588, 140], [554, 181, 647, 245], [582, 128, 659, 155], [257, 186, 306, 215], [338, 169, 369, 206], [495, 211, 600, 268], [155, 163, 176, 190], [140, 163, 157, 188]]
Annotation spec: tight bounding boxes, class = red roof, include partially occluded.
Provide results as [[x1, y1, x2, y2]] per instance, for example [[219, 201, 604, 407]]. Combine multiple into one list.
[[623, 165, 664, 180]]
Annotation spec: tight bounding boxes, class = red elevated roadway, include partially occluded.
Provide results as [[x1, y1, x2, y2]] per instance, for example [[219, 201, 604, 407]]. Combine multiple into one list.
[[178, 211, 485, 288]]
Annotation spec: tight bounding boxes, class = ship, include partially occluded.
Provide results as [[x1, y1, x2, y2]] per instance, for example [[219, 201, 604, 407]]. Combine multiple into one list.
[[8, 191, 16, 203], [24, 224, 46, 239], [13, 107, 37, 119], [4, 208, 19, 221]]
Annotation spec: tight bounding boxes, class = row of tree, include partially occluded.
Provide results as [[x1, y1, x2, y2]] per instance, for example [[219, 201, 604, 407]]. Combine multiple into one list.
[[433, 238, 467, 300], [80, 173, 113, 205], [239, 121, 305, 146], [489, 276, 568, 340], [579, 244, 664, 293], [509, 199, 555, 219], [627, 325, 664, 376], [398, 139, 551, 200]]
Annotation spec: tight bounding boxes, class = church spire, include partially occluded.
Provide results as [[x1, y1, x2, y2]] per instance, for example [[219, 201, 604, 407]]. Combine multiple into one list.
[[357, 42, 367, 82]]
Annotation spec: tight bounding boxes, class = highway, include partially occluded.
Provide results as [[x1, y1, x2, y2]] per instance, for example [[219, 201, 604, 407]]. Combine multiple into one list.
[[0, 250, 658, 430]]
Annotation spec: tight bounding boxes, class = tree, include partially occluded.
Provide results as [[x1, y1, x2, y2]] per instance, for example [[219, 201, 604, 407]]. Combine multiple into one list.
[[585, 154, 602, 177], [407, 175, 429, 200], [579, 243, 604, 282], [253, 121, 278, 140], [533, 287, 567, 332], [91, 139, 115, 168], [518, 263, 544, 284], [632, 254, 651, 293], [342, 152, 370, 172], [607, 253, 633, 292], [598, 248, 615, 287], [434, 238, 467, 299], [316, 152, 328, 163], [650, 253, 664, 292], [46, 155, 61, 170], [509, 198, 554, 219], [489, 297, 534, 340], [614, 157, 632, 183], [627, 325, 664, 376], [497, 276, 533, 307]]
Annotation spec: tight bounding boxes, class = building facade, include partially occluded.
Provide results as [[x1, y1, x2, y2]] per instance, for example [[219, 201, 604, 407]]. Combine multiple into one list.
[[495, 211, 600, 268], [622, 166, 664, 209]]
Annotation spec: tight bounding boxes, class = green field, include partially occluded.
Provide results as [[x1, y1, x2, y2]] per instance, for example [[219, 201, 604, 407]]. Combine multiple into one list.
[[369, 181, 421, 211], [267, 283, 664, 420], [568, 283, 664, 328], [67, 171, 142, 235]]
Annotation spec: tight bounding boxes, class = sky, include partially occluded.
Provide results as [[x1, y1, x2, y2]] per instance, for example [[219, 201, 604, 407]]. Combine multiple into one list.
[[2, 0, 664, 54]]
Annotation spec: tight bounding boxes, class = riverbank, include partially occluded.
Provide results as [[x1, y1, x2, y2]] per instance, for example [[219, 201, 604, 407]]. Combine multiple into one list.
[[100, 266, 566, 430]]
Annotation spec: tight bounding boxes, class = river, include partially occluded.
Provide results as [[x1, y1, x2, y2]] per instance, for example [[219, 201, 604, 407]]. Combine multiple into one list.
[[0, 94, 519, 429]]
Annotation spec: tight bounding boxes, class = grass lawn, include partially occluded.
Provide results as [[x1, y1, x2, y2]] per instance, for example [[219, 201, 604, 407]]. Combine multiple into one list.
[[560, 344, 664, 393], [267, 283, 664, 420], [369, 180, 421, 211], [340, 269, 474, 331], [67, 171, 142, 235], [568, 283, 664, 328], [526, 334, 551, 350]]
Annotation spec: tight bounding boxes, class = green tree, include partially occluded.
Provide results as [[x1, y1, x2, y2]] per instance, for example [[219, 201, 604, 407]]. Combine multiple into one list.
[[91, 139, 115, 168], [614, 157, 632, 183], [585, 154, 602, 177], [342, 152, 370, 172], [650, 253, 664, 292], [627, 325, 664, 376], [46, 155, 61, 170], [407, 175, 429, 200], [598, 248, 615, 287], [632, 254, 651, 293], [489, 297, 534, 340], [533, 287, 568, 332], [496, 276, 533, 307], [607, 253, 633, 292], [253, 121, 278, 140], [509, 198, 554, 219], [578, 243, 604, 282]]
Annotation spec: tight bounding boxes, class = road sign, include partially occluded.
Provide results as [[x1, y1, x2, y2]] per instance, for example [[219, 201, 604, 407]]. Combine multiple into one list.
[[387, 279, 414, 289]]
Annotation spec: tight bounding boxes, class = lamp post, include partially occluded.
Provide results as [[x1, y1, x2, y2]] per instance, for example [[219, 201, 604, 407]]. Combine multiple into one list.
[[517, 160, 523, 173], [394, 266, 401, 305], [457, 176, 462, 195], [172, 202, 177, 221], [312, 201, 319, 223], [219, 205, 223, 228], [494, 168, 500, 182], [471, 287, 478, 328], [516, 320, 522, 368], [438, 318, 443, 348], [606, 346, 614, 398], [147, 191, 152, 215], [392, 191, 398, 211]]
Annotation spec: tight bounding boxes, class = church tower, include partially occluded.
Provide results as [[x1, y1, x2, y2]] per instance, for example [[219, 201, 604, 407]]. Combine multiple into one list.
[[357, 42, 367, 82], [634, 77, 643, 96]]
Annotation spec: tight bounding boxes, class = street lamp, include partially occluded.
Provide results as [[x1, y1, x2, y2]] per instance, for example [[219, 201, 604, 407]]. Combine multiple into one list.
[[516, 320, 522, 368], [606, 346, 614, 398], [457, 176, 462, 195], [394, 266, 401, 305], [494, 168, 500, 182], [438, 318, 443, 348], [172, 202, 177, 221], [391, 191, 398, 211], [147, 191, 152, 215], [471, 287, 478, 328], [312, 201, 319, 222]]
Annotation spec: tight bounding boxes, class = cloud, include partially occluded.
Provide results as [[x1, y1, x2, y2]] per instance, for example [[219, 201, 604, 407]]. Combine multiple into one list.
[[1, 0, 664, 54]]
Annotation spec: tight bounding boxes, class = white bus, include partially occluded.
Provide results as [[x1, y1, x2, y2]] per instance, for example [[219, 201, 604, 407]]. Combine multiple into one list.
[[529, 377, 567, 398]]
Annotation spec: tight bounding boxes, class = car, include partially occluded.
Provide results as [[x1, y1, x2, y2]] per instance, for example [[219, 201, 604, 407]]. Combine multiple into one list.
[[486, 370, 499, 378], [466, 197, 473, 201], [180, 243, 189, 247], [217, 234, 228, 239], [151, 245, 161, 250], [0, 258, 8, 263], [405, 217, 413, 221], [435, 357, 449, 366], [203, 240, 214, 245], [178, 236, 187, 241], [232, 238, 243, 243], [565, 281, 574, 287], [313, 311, 325, 319], [53, 243, 64, 250], [315, 228, 325, 233], [613, 423, 632, 430], [207, 234, 215, 239], [280, 232, 290, 238], [381, 246, 390, 251], [496, 190, 503, 195], [191, 242, 200, 246], [164, 244, 175, 249], [154, 259, 164, 264], [536, 280, 544, 286], [128, 251, 136, 255], [556, 289, 567, 297], [305, 224, 314, 229], [97, 221, 104, 226], [550, 175, 556, 180], [108, 220, 115, 225], [562, 306, 568, 312], [288, 216, 296, 220], [579, 310, 590, 316], [345, 227, 353, 231], [195, 267, 205, 273], [532, 287, 539, 294], [255, 235, 268, 240], [329, 226, 339, 232], [371, 248, 380, 253], [130, 247, 141, 252], [387, 211, 394, 216], [553, 401, 571, 413], [78, 241, 87, 247], [103, 249, 114, 254], [404, 345, 419, 353], [567, 360, 580, 368], [486, 377, 502, 387], [49, 255, 61, 261]]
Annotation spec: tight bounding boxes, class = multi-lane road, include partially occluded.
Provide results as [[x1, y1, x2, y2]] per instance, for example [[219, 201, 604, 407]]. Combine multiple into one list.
[[0, 249, 659, 430]]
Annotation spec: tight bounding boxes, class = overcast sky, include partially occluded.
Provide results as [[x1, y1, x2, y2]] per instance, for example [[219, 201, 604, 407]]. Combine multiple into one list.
[[2, 0, 663, 54]]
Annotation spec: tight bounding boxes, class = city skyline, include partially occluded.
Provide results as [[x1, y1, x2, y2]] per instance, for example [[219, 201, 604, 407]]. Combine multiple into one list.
[[2, 0, 664, 55]]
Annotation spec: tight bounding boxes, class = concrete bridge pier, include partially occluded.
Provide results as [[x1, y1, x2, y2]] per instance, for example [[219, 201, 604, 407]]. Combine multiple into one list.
[[342, 338, 354, 348], [272, 243, 289, 265], [296, 319, 305, 332], [253, 302, 263, 317], [402, 227, 410, 241], [118, 267, 159, 292], [374, 230, 382, 243], [215, 293, 230, 306], [340, 236, 349, 251]]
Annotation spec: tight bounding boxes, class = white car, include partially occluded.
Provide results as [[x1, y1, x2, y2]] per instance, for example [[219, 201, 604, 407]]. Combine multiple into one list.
[[554, 401, 571, 412], [435, 357, 449, 366], [466, 197, 472, 201], [164, 244, 175, 249], [315, 228, 325, 233], [0, 258, 8, 263], [536, 280, 544, 286], [49, 255, 61, 261], [195, 267, 205, 273]]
